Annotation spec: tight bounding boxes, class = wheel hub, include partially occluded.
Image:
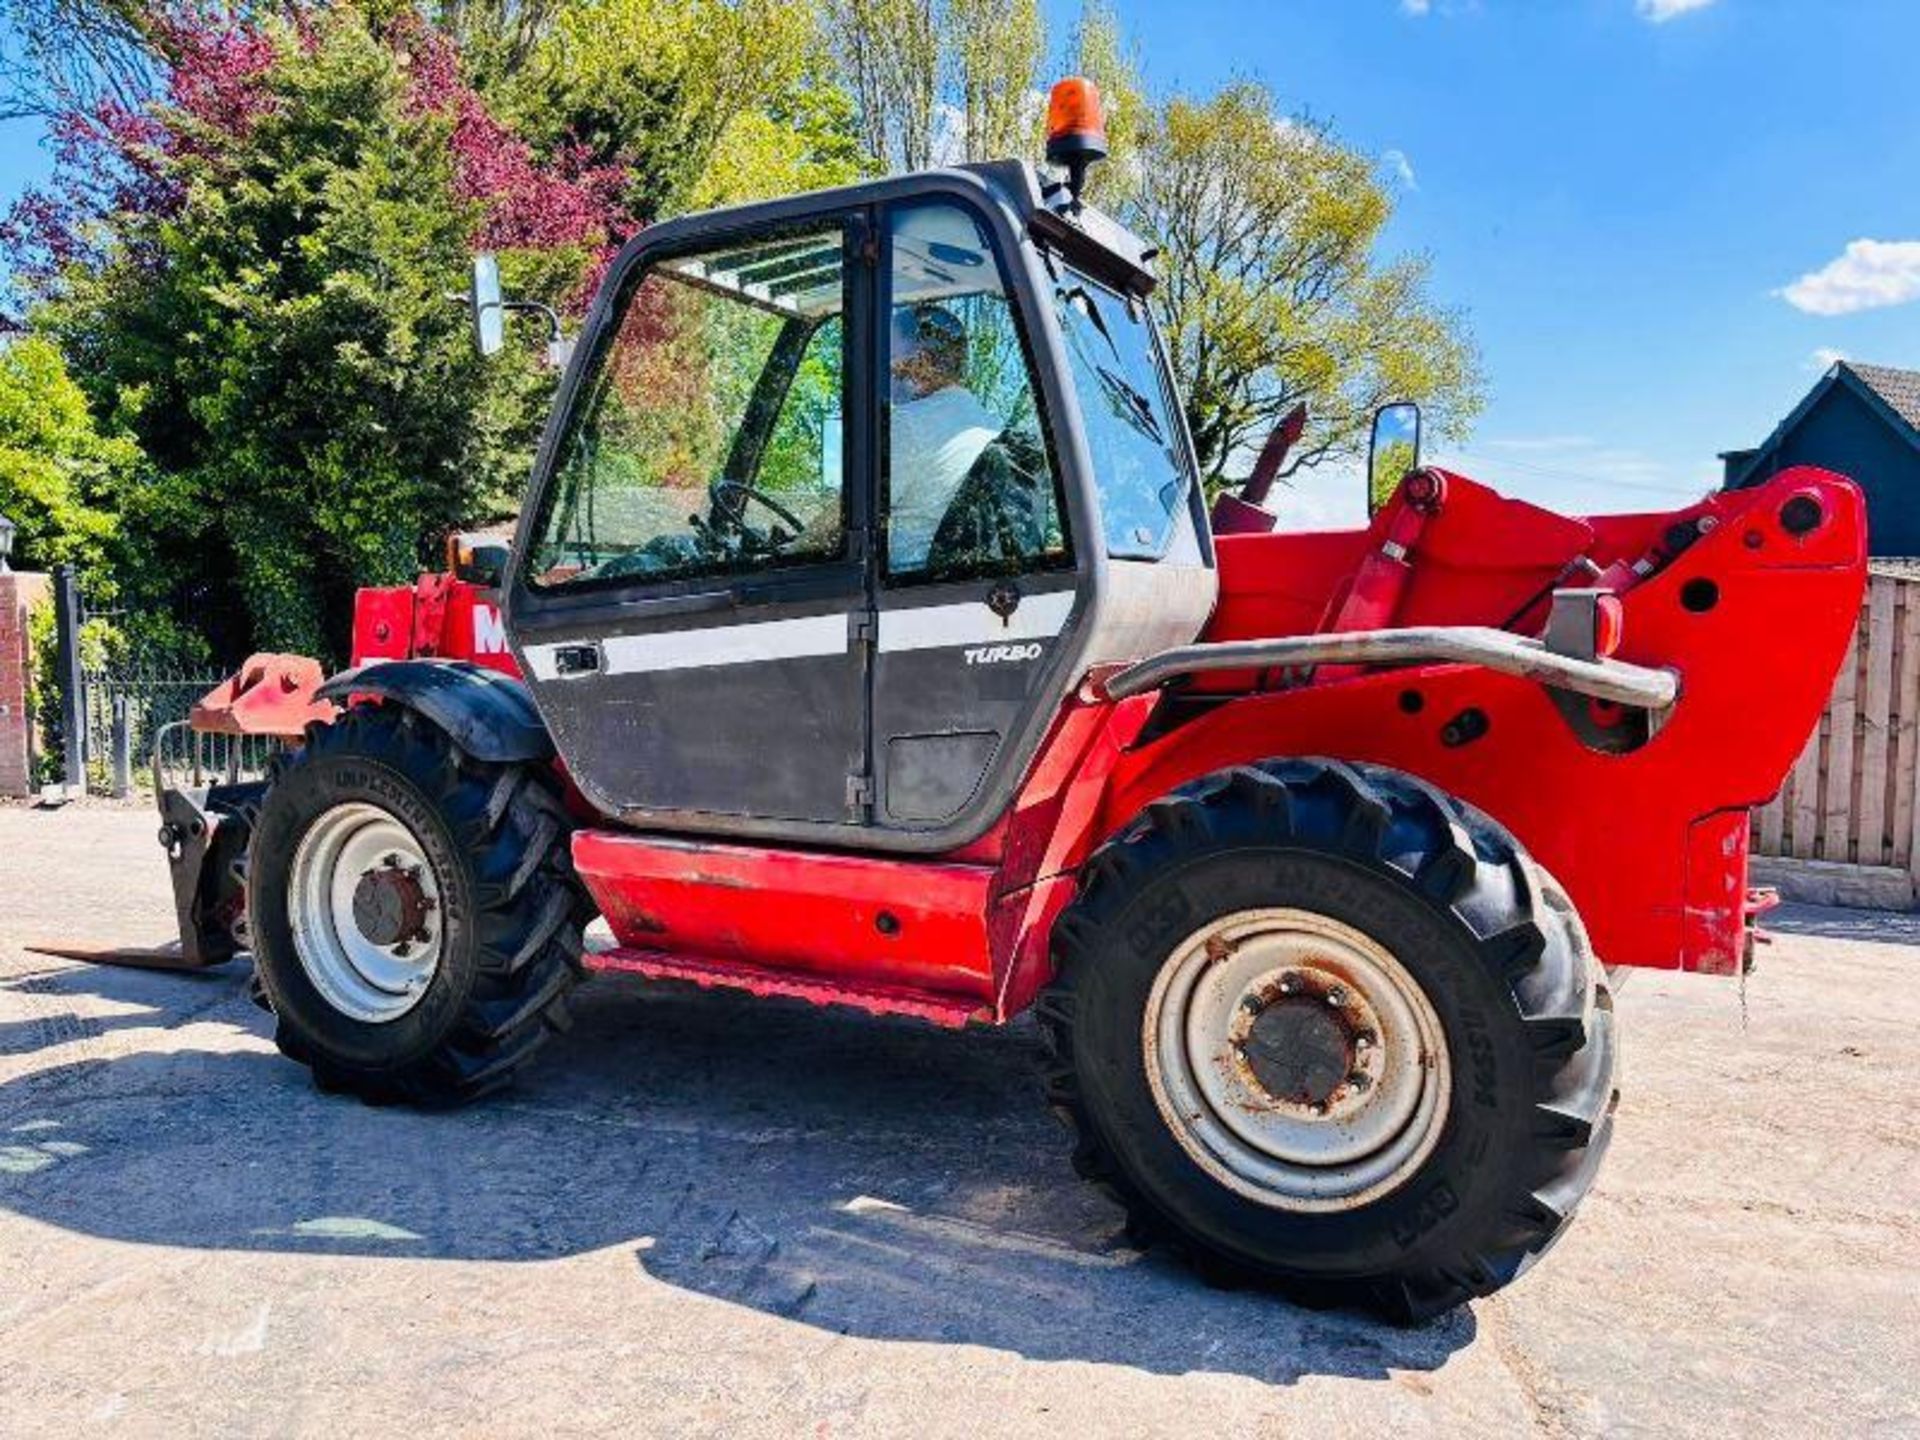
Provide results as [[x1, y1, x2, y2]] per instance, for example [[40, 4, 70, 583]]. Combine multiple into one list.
[[1238, 992, 1354, 1110], [1144, 908, 1451, 1213], [350, 858, 434, 950]]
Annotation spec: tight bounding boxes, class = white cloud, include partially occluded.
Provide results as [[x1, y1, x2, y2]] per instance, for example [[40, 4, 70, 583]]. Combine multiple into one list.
[[1269, 462, 1369, 531], [1779, 239, 1920, 316], [1382, 148, 1418, 191], [1400, 0, 1432, 14], [1636, 0, 1716, 21], [1809, 347, 1850, 371]]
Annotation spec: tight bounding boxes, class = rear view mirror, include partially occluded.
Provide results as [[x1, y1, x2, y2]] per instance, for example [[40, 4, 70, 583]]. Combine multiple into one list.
[[1367, 402, 1422, 516], [471, 253, 504, 357], [460, 252, 571, 368]]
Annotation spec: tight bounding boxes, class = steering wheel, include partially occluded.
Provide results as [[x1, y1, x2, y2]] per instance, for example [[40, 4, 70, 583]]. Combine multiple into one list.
[[708, 478, 806, 542]]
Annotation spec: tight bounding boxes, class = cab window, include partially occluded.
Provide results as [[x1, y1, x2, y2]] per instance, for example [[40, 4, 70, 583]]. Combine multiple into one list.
[[528, 225, 848, 590], [1052, 269, 1193, 559], [884, 202, 1069, 583]]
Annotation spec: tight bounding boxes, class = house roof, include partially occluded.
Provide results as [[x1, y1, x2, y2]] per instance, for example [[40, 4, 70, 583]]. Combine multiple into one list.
[[1725, 359, 1920, 488], [1848, 363, 1920, 431]]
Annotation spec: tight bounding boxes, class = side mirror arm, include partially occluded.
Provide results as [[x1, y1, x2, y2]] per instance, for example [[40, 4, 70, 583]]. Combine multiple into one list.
[[444, 286, 575, 369]]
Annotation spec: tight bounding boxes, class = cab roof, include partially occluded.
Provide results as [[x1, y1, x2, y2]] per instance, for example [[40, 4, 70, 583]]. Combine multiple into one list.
[[630, 159, 1160, 301]]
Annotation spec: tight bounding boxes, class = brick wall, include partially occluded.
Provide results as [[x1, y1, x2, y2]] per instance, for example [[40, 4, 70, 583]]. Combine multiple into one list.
[[0, 571, 51, 798]]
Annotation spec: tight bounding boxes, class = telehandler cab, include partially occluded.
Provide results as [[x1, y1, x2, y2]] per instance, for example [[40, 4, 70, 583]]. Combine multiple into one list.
[[145, 80, 1864, 1321]]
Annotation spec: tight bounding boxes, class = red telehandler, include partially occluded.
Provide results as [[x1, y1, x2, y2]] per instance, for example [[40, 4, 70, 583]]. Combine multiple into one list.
[[135, 81, 1864, 1321]]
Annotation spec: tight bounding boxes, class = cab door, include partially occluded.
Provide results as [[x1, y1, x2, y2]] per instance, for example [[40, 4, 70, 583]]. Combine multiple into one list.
[[869, 198, 1080, 832], [508, 216, 873, 829]]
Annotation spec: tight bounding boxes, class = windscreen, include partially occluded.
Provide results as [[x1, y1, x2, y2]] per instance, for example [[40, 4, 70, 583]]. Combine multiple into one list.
[[1051, 269, 1193, 559]]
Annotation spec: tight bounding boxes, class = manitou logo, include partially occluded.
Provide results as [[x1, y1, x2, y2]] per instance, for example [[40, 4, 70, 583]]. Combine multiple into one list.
[[964, 641, 1043, 666], [472, 604, 509, 655]]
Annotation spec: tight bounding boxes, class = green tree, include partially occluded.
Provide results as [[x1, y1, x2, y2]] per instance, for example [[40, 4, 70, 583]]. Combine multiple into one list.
[[25, 11, 609, 659], [822, 0, 1045, 169], [949, 0, 1045, 164], [823, 0, 937, 169], [425, 0, 565, 94], [0, 333, 128, 574], [1121, 83, 1483, 486], [488, 0, 865, 217]]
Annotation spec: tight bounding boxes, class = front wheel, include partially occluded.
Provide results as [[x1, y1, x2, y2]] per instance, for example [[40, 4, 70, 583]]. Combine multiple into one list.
[[248, 704, 589, 1106], [1038, 759, 1617, 1323]]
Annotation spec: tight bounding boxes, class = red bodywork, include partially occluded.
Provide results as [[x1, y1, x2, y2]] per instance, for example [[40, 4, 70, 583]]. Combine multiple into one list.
[[350, 570, 521, 675], [236, 465, 1864, 1024], [1108, 467, 1864, 976], [189, 654, 334, 736], [572, 466, 1864, 1018]]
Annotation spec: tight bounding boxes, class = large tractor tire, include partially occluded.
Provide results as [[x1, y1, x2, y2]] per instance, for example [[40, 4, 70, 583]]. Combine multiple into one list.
[[1037, 758, 1617, 1324], [247, 703, 588, 1106]]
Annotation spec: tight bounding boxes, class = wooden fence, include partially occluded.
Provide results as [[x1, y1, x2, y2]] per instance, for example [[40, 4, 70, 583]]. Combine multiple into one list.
[[1752, 567, 1920, 875]]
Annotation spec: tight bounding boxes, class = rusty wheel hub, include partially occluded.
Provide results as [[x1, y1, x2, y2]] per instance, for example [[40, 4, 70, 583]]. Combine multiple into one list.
[[1143, 908, 1451, 1213], [1238, 992, 1356, 1110], [351, 858, 435, 950]]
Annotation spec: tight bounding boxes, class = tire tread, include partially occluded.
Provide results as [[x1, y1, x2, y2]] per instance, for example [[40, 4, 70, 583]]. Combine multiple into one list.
[[251, 702, 586, 1107], [1037, 756, 1618, 1324]]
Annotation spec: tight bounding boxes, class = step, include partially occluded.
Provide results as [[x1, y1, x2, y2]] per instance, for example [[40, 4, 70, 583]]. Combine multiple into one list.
[[584, 945, 992, 1028]]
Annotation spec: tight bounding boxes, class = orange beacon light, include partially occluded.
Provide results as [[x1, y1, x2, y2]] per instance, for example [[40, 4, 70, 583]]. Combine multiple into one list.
[[1045, 76, 1108, 205]]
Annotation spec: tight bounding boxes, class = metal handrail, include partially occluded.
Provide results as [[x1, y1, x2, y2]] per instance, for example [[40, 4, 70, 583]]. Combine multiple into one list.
[[1100, 625, 1681, 710]]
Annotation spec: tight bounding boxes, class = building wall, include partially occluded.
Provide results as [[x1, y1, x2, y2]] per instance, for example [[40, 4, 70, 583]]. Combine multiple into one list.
[[1736, 386, 1920, 556], [0, 571, 51, 798]]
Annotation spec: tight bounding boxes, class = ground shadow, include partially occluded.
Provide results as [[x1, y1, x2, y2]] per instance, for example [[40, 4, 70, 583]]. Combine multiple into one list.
[[0, 967, 234, 1056], [0, 958, 1475, 1384]]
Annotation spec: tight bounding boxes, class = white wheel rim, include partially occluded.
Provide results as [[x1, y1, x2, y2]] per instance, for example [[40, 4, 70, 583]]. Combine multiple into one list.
[[1143, 907, 1451, 1213], [288, 802, 444, 1024]]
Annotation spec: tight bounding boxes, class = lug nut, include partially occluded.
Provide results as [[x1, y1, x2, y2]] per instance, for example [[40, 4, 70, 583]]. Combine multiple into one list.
[[1277, 972, 1298, 995], [1326, 985, 1348, 1008], [1355, 1032, 1374, 1051]]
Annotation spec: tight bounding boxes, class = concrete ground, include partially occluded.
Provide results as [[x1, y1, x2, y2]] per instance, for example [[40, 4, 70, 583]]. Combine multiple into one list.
[[0, 803, 1916, 1439]]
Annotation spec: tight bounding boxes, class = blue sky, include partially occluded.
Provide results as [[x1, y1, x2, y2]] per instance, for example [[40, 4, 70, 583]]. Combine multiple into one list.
[[1075, 0, 1920, 523], [4, 1, 1917, 525]]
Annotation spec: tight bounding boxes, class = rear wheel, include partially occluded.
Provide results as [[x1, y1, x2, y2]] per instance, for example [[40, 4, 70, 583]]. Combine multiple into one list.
[[248, 703, 588, 1106], [1038, 758, 1617, 1323]]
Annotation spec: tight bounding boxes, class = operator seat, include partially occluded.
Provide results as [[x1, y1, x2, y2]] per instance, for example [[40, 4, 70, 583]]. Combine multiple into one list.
[[923, 427, 1054, 577]]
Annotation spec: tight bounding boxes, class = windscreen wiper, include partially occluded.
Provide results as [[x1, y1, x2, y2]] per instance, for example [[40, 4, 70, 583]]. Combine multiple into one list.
[[1061, 281, 1171, 448], [1093, 362, 1167, 446]]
